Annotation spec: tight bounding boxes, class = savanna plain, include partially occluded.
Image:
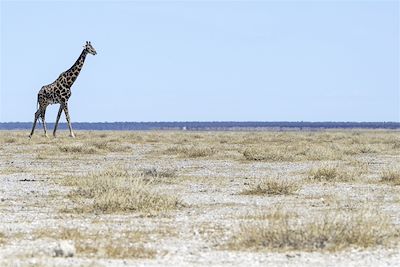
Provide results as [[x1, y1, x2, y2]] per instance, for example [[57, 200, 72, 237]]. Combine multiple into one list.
[[0, 130, 399, 267]]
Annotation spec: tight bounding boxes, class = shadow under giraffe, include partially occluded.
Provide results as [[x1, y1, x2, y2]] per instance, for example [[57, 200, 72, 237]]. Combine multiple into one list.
[[29, 41, 97, 138]]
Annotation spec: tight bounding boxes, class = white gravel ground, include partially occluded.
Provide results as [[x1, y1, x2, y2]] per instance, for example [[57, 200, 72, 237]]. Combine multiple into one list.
[[0, 130, 399, 266]]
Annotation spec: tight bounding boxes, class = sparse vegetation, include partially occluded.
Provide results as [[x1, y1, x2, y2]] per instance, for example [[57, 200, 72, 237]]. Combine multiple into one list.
[[243, 147, 294, 162], [59, 141, 131, 154], [34, 227, 157, 259], [62, 167, 182, 214], [240, 178, 300, 195], [307, 165, 359, 182], [228, 208, 397, 252], [3, 137, 17, 144], [0, 232, 5, 244], [90, 140, 131, 152], [59, 144, 98, 154], [97, 243, 156, 259], [380, 169, 400, 185], [164, 145, 215, 158], [242, 143, 345, 162], [308, 166, 341, 182], [141, 167, 176, 178], [1, 130, 400, 265]]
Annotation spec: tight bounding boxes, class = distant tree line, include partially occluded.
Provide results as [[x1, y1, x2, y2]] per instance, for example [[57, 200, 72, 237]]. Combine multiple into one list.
[[0, 121, 399, 130]]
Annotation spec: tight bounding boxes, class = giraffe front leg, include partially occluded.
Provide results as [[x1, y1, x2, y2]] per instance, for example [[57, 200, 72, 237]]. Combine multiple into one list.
[[63, 104, 75, 138], [29, 109, 41, 138], [53, 105, 63, 138], [41, 107, 49, 138]]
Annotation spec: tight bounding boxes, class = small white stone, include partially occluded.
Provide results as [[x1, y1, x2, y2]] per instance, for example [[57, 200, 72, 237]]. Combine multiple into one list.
[[53, 241, 75, 258]]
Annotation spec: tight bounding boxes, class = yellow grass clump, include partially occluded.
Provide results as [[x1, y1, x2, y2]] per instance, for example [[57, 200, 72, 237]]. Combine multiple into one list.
[[140, 167, 177, 179], [62, 167, 182, 214], [307, 165, 361, 182], [34, 227, 157, 259], [228, 208, 396, 252], [380, 169, 400, 185], [243, 147, 294, 162], [164, 145, 215, 158], [59, 144, 98, 154], [240, 178, 300, 195], [0, 232, 5, 244]]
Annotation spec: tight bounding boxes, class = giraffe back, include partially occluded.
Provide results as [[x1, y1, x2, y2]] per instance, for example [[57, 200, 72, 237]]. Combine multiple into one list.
[[38, 80, 71, 107]]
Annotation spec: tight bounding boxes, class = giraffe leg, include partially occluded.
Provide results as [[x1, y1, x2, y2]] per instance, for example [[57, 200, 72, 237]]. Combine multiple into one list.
[[29, 109, 41, 138], [63, 104, 75, 138], [41, 107, 49, 138], [53, 105, 63, 138]]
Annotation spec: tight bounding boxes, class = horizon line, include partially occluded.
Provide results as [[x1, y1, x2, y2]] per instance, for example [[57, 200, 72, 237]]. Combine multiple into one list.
[[1, 121, 399, 123]]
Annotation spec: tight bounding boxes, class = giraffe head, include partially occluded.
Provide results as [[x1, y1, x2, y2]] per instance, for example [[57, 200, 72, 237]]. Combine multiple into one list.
[[84, 41, 97, 55]]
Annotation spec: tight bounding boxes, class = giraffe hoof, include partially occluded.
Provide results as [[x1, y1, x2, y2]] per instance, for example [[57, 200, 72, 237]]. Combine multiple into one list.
[[70, 133, 75, 138]]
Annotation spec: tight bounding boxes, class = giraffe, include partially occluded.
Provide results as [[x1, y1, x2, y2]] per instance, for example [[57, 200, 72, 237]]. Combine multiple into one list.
[[29, 41, 97, 138]]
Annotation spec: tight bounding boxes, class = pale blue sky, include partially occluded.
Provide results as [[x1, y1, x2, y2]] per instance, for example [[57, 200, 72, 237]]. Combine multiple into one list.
[[1, 1, 399, 122]]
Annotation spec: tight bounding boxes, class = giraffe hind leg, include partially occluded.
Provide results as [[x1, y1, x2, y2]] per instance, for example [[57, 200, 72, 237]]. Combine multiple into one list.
[[29, 109, 41, 138], [40, 107, 48, 138]]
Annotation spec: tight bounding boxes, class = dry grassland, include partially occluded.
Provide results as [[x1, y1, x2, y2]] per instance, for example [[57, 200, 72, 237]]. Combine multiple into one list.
[[0, 130, 399, 266]]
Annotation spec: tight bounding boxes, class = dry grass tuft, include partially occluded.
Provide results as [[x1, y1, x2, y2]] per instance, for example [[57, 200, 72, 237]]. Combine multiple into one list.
[[58, 141, 131, 154], [393, 141, 400, 149], [242, 147, 294, 162], [228, 208, 396, 252], [59, 145, 98, 154], [77, 231, 157, 259], [240, 178, 300, 195], [96, 243, 156, 259], [34, 227, 83, 240], [308, 165, 358, 182], [239, 207, 299, 221], [98, 133, 108, 138], [90, 140, 131, 152], [242, 143, 344, 162], [380, 169, 400, 185], [140, 167, 177, 179], [62, 167, 182, 213], [0, 232, 5, 244], [34, 227, 157, 259], [3, 137, 17, 144], [308, 166, 340, 182], [165, 145, 215, 158]]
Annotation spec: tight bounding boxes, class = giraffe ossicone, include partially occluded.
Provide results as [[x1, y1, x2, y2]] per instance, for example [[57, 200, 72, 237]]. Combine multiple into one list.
[[29, 41, 97, 138]]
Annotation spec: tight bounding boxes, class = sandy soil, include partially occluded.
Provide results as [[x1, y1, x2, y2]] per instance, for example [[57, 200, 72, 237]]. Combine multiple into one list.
[[0, 130, 399, 266]]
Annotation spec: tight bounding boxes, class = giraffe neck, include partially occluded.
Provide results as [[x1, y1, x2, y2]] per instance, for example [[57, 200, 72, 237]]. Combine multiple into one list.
[[63, 49, 88, 87]]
